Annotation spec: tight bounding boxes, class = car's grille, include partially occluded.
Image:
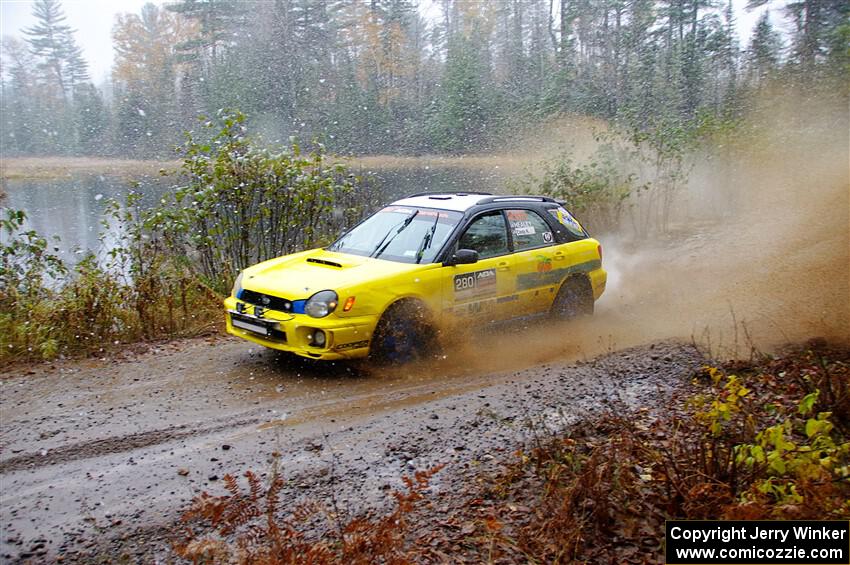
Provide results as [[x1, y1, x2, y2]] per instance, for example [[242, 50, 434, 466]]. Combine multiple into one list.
[[239, 289, 293, 312]]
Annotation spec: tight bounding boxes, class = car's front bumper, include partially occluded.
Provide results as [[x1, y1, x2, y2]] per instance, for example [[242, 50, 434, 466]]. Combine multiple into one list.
[[223, 296, 375, 360]]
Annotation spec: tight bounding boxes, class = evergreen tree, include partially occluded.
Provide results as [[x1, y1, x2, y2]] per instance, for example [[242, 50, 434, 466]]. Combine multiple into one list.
[[1, 38, 41, 154], [24, 0, 74, 102], [3, 0, 848, 158], [749, 0, 848, 71], [19, 0, 94, 153], [72, 83, 108, 154], [430, 33, 489, 153], [22, 0, 91, 103], [746, 11, 783, 82]]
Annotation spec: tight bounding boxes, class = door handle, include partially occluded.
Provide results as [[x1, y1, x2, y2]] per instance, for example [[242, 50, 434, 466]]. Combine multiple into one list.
[[553, 252, 565, 261], [497, 261, 511, 271]]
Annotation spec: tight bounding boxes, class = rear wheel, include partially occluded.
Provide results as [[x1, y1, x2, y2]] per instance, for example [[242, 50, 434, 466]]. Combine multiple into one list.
[[550, 277, 594, 320], [369, 300, 437, 364]]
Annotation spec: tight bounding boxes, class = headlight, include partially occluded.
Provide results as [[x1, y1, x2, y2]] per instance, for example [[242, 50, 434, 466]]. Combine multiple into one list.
[[232, 271, 243, 297], [305, 290, 338, 318]]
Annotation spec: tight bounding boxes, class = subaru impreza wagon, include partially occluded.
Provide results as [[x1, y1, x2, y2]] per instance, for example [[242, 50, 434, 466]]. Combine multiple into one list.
[[224, 193, 606, 362]]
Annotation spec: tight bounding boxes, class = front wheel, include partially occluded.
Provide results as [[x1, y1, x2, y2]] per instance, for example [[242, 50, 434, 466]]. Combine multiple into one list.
[[550, 277, 594, 321], [369, 301, 437, 364]]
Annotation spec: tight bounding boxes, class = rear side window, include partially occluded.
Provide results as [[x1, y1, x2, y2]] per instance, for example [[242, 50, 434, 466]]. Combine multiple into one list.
[[547, 206, 586, 238], [505, 209, 554, 251]]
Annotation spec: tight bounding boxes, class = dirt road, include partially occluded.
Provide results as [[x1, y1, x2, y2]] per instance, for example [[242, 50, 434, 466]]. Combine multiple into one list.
[[0, 328, 702, 562]]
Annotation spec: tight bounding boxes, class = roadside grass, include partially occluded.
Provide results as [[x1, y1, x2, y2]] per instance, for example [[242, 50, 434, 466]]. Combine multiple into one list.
[[459, 340, 849, 563], [172, 341, 850, 563], [0, 209, 223, 367]]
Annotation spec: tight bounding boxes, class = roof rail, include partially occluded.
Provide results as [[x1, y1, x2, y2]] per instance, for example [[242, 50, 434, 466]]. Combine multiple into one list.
[[405, 191, 493, 198], [475, 195, 557, 205]]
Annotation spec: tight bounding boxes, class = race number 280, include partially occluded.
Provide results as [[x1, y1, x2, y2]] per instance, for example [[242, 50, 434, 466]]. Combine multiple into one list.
[[453, 268, 497, 300], [455, 274, 476, 290]]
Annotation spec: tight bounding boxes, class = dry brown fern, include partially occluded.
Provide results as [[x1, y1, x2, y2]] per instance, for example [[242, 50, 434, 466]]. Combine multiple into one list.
[[173, 462, 444, 564]]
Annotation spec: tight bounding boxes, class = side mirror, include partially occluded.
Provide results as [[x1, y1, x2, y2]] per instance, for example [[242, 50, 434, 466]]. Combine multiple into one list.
[[444, 248, 479, 266]]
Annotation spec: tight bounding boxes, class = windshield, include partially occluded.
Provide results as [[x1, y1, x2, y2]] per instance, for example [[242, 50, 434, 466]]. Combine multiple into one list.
[[328, 206, 463, 264]]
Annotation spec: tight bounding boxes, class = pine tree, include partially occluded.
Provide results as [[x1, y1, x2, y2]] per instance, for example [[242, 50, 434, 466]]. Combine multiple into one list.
[[0, 38, 41, 154], [746, 11, 782, 82], [20, 0, 94, 153], [430, 33, 489, 153], [749, 0, 847, 71], [23, 0, 89, 103]]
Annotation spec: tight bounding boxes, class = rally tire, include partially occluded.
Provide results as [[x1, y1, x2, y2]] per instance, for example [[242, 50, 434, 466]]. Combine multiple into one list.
[[550, 276, 594, 320], [369, 300, 436, 365]]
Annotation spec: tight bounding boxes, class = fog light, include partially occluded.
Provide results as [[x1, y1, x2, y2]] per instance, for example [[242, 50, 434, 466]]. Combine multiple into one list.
[[312, 330, 326, 347]]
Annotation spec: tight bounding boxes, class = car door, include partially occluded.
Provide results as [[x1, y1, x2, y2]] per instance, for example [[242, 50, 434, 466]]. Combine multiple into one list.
[[504, 208, 561, 316], [442, 211, 518, 323]]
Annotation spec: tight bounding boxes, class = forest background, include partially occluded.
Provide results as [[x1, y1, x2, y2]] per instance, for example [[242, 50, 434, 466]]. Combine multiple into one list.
[[2, 0, 847, 158]]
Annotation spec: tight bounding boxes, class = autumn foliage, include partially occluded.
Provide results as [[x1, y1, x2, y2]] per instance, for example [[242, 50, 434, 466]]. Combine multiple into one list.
[[174, 462, 444, 564]]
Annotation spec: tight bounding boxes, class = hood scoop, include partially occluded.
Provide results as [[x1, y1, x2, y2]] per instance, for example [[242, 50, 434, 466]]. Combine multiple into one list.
[[306, 257, 343, 268]]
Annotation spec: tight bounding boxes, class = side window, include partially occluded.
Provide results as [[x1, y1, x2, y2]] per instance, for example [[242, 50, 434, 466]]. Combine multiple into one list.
[[505, 209, 554, 251], [457, 212, 509, 259], [547, 206, 586, 239]]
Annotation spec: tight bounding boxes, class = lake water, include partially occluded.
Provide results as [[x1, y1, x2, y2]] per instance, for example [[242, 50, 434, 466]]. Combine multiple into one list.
[[2, 164, 508, 264]]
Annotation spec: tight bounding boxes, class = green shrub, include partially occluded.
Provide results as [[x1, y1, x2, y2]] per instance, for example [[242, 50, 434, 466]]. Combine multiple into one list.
[[509, 151, 636, 234], [167, 110, 373, 293]]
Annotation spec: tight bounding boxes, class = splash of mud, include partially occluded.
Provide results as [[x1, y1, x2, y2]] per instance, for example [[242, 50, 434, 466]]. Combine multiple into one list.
[[433, 89, 849, 375]]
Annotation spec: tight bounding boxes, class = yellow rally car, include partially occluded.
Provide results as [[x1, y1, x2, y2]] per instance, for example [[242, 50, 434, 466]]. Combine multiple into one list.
[[224, 193, 606, 362]]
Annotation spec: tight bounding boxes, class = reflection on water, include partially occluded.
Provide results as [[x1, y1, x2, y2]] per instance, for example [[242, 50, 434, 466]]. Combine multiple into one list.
[[2, 165, 507, 262], [2, 173, 170, 263]]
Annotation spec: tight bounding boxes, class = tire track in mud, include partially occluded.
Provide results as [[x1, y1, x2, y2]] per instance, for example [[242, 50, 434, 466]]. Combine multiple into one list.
[[0, 417, 263, 474]]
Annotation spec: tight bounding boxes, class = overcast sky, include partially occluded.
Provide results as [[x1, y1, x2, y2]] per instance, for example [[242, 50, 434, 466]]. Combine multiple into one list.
[[1, 0, 774, 84], [1, 0, 152, 83]]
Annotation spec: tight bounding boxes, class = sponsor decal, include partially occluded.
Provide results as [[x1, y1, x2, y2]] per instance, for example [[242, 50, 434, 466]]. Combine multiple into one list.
[[513, 223, 536, 236], [450, 299, 497, 317], [517, 259, 602, 291], [334, 339, 370, 351], [458, 299, 499, 316], [507, 210, 536, 236], [550, 206, 585, 234], [382, 206, 415, 214], [536, 255, 553, 273], [542, 231, 553, 243], [454, 268, 497, 301]]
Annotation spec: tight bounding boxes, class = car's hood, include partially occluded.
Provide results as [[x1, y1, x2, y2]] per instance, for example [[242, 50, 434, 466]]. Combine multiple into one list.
[[241, 248, 422, 299]]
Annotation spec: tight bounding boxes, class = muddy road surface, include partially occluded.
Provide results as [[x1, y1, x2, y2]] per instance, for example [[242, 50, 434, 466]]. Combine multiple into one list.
[[0, 332, 702, 563]]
